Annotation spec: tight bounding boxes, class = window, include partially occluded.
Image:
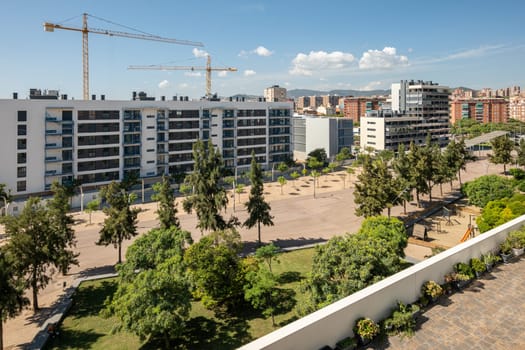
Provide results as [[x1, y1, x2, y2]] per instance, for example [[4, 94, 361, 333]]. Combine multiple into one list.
[[147, 149, 154, 152], [17, 181, 26, 192], [147, 126, 155, 129], [17, 166, 26, 178], [17, 153, 26, 164], [17, 139, 27, 150], [17, 110, 27, 122], [147, 137, 155, 141], [17, 125, 27, 136]]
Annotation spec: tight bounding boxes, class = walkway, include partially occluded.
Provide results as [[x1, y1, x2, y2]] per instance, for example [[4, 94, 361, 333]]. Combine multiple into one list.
[[381, 258, 525, 349]]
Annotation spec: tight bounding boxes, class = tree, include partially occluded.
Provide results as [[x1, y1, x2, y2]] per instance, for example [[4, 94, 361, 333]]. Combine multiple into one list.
[[328, 162, 338, 173], [2, 197, 56, 311], [476, 193, 525, 232], [304, 234, 404, 310], [244, 268, 295, 327], [255, 243, 280, 273], [152, 175, 180, 229], [105, 257, 191, 348], [184, 235, 246, 312], [307, 156, 324, 171], [235, 183, 245, 202], [392, 144, 414, 214], [311, 170, 321, 198], [183, 139, 229, 232], [357, 216, 407, 257], [490, 135, 514, 174], [277, 176, 287, 195], [0, 248, 29, 349], [301, 168, 308, 177], [516, 139, 525, 168], [85, 198, 100, 225], [277, 162, 289, 173], [307, 148, 328, 167], [97, 181, 140, 264], [48, 182, 79, 274], [408, 142, 430, 207], [244, 153, 274, 245], [335, 147, 352, 163], [462, 175, 515, 208], [290, 171, 300, 187]]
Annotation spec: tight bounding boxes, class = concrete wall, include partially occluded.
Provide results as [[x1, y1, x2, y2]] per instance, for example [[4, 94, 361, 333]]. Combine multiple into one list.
[[239, 215, 525, 350]]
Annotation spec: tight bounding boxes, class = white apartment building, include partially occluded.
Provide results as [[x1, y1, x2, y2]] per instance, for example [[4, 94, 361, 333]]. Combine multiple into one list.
[[0, 92, 293, 201], [361, 80, 450, 151], [292, 115, 353, 161]]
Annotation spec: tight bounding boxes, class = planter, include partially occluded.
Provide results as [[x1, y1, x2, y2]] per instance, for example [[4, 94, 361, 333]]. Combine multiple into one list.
[[512, 247, 524, 256], [454, 278, 472, 290], [485, 263, 493, 272], [358, 335, 373, 347], [474, 270, 483, 278], [501, 252, 513, 264]]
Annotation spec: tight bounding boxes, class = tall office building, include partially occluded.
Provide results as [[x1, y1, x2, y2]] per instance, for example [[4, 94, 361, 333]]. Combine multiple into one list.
[[264, 85, 288, 102], [0, 91, 292, 202]]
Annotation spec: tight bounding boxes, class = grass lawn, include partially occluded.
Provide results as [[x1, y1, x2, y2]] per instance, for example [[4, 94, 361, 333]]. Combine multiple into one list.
[[45, 248, 315, 350]]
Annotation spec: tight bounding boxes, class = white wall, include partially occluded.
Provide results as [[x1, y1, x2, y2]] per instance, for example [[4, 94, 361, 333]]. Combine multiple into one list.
[[240, 215, 525, 350]]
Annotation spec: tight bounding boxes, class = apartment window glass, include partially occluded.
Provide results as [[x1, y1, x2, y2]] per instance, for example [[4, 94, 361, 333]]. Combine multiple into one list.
[[17, 181, 26, 192], [17, 166, 26, 178], [17, 153, 26, 164], [17, 125, 27, 136], [17, 139, 27, 150], [17, 110, 27, 122]]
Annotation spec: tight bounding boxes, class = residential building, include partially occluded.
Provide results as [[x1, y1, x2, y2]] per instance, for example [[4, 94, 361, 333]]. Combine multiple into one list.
[[342, 97, 385, 123], [321, 95, 340, 109], [509, 96, 525, 122], [450, 98, 508, 124], [296, 96, 310, 112], [360, 80, 450, 151], [264, 85, 288, 102], [292, 115, 353, 161], [0, 91, 293, 201]]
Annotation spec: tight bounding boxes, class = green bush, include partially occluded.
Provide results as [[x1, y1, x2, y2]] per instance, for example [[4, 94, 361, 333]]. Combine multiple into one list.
[[454, 262, 475, 279], [509, 168, 525, 180], [462, 175, 514, 208], [383, 302, 419, 337]]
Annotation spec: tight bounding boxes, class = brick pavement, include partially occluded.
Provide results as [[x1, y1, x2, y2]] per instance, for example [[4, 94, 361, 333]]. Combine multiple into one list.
[[382, 257, 525, 349]]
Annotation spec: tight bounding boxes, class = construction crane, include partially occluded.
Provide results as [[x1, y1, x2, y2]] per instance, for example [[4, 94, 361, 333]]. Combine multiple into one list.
[[43, 13, 204, 100], [128, 55, 237, 99]]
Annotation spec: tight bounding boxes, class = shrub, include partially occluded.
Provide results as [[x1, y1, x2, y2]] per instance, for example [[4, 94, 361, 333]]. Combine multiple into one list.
[[421, 280, 443, 300], [454, 262, 475, 279], [462, 175, 514, 208], [353, 318, 380, 342], [383, 301, 419, 337], [470, 258, 485, 273]]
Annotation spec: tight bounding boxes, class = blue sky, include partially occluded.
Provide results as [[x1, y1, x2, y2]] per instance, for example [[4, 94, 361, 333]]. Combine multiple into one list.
[[1, 0, 524, 100]]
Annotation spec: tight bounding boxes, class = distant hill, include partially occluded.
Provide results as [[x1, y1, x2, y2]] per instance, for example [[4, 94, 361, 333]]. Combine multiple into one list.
[[287, 89, 389, 99]]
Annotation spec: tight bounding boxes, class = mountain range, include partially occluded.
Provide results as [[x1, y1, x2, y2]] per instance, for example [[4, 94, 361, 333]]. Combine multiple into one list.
[[286, 89, 390, 99]]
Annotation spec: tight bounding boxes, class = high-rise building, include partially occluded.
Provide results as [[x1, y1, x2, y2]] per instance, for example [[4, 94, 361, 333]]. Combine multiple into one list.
[[0, 91, 293, 201], [321, 95, 340, 108], [264, 85, 287, 102], [360, 80, 450, 151], [450, 98, 508, 124], [342, 97, 385, 122], [292, 115, 353, 161], [509, 96, 525, 122], [296, 96, 311, 112]]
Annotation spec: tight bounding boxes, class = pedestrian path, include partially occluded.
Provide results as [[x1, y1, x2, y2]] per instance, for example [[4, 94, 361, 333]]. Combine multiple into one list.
[[382, 257, 525, 349]]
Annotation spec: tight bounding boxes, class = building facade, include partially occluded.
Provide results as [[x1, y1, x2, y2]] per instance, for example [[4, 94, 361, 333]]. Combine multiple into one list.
[[360, 80, 450, 152], [292, 115, 353, 161], [510, 96, 525, 122], [0, 93, 293, 198], [263, 85, 288, 102], [342, 97, 385, 122], [450, 98, 508, 124]]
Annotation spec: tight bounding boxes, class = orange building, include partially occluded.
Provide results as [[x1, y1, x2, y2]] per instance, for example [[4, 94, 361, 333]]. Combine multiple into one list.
[[450, 98, 508, 124], [343, 97, 384, 123]]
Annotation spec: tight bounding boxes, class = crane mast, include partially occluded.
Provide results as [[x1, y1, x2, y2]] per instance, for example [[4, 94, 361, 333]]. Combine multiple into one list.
[[128, 55, 237, 98], [44, 13, 203, 100]]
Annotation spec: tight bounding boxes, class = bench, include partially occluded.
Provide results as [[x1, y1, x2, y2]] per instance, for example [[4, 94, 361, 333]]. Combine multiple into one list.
[[412, 223, 428, 241]]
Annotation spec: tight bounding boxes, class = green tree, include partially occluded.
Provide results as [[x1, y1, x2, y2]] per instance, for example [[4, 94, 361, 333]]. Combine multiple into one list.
[[392, 143, 414, 214], [48, 182, 79, 274], [301, 168, 308, 177], [277, 162, 289, 173], [307, 148, 328, 167], [236, 183, 245, 202], [335, 147, 352, 163], [290, 171, 300, 187], [184, 235, 245, 312], [476, 193, 525, 232], [311, 170, 321, 198], [152, 175, 180, 229], [244, 268, 296, 327], [85, 198, 100, 225], [2, 197, 56, 311], [516, 139, 525, 168], [490, 135, 514, 174], [255, 243, 280, 273], [0, 248, 29, 349], [183, 139, 229, 232], [277, 175, 287, 195], [357, 216, 407, 257], [105, 257, 191, 348], [408, 142, 430, 207], [97, 181, 140, 264], [462, 175, 515, 208], [307, 156, 324, 171], [327, 162, 338, 173], [244, 153, 274, 245]]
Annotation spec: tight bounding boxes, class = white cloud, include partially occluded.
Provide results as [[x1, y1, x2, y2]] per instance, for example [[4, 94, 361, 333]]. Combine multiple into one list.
[[244, 69, 256, 76], [192, 48, 208, 58], [239, 46, 274, 57], [360, 81, 383, 91], [254, 46, 273, 56], [289, 50, 355, 76], [217, 71, 228, 77], [178, 83, 189, 89], [358, 47, 408, 70], [184, 71, 202, 77], [158, 80, 170, 89]]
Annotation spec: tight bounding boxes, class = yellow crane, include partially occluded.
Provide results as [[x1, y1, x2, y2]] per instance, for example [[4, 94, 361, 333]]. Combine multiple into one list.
[[44, 13, 203, 100], [128, 55, 237, 99]]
